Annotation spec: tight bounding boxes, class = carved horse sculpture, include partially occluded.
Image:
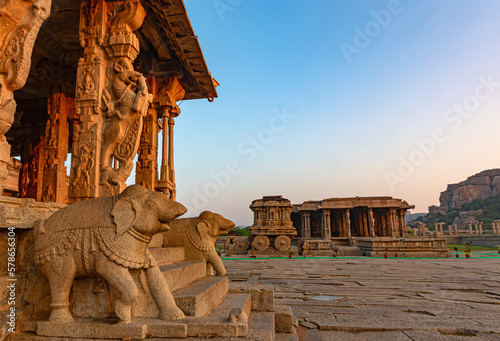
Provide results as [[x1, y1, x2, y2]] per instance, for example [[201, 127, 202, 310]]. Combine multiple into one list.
[[34, 185, 186, 323]]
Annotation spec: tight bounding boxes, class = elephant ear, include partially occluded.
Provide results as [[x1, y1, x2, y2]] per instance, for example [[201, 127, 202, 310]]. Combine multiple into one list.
[[189, 219, 215, 252], [111, 197, 141, 238], [196, 220, 211, 240]]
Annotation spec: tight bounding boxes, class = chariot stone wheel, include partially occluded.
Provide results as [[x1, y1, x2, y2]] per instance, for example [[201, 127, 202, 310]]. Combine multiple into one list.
[[274, 235, 291, 252], [253, 235, 269, 251]]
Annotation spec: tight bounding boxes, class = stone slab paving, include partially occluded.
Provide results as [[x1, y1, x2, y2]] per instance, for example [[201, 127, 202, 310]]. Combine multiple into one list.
[[223, 257, 500, 340]]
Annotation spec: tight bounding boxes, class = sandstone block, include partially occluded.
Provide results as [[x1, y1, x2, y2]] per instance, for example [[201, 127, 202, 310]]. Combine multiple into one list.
[[36, 320, 148, 339], [229, 283, 274, 312], [275, 304, 294, 333]]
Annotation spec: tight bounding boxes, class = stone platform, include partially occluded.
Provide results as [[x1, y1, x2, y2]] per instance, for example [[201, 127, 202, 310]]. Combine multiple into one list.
[[356, 237, 452, 257], [224, 254, 500, 340], [7, 244, 296, 340]]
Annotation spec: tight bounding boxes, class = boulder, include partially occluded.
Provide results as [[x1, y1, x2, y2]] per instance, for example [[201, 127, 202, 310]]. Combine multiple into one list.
[[439, 169, 500, 209]]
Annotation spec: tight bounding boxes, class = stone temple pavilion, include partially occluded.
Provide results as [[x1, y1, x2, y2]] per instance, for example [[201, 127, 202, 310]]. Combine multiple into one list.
[[291, 197, 414, 240]]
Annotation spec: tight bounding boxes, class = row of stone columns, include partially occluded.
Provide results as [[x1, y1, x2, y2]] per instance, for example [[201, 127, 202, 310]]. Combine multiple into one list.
[[468, 221, 483, 235], [300, 208, 408, 239], [492, 221, 500, 234], [18, 94, 76, 204]]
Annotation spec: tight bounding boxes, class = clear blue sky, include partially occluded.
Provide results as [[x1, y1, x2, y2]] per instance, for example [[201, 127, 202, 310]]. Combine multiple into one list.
[[155, 0, 500, 225]]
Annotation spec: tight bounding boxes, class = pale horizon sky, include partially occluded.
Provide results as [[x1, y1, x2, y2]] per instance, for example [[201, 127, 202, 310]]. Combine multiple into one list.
[[135, 0, 500, 226]]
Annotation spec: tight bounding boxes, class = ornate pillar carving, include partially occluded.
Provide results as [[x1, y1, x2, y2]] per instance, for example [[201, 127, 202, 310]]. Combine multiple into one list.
[[388, 209, 397, 237], [40, 93, 73, 203], [346, 209, 351, 238], [401, 211, 407, 237], [368, 208, 375, 237], [69, 0, 151, 201], [362, 211, 368, 237], [301, 211, 311, 239], [135, 105, 159, 190], [152, 76, 185, 199], [18, 139, 44, 199], [321, 210, 331, 240], [0, 0, 51, 195]]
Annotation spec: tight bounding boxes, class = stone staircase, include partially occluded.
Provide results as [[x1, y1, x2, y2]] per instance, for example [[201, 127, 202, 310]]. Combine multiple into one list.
[[14, 245, 298, 340]]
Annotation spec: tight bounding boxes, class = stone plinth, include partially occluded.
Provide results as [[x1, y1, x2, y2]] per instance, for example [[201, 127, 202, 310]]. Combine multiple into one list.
[[0, 197, 65, 229], [356, 237, 452, 258]]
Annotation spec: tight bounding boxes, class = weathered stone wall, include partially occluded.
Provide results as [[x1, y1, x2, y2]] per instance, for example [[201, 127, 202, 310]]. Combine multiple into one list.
[[445, 235, 500, 248], [0, 198, 65, 339]]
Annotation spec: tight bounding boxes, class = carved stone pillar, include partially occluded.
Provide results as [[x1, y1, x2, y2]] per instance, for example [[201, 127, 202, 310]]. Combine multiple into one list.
[[346, 209, 351, 238], [18, 139, 44, 200], [153, 76, 184, 199], [0, 0, 51, 195], [468, 222, 472, 234], [69, 0, 151, 201], [362, 211, 368, 237], [40, 93, 73, 203], [167, 115, 175, 199], [301, 211, 311, 239], [321, 210, 331, 240], [474, 221, 479, 234], [479, 222, 483, 235], [135, 106, 159, 190], [368, 208, 375, 237], [401, 211, 407, 237], [388, 209, 395, 237]]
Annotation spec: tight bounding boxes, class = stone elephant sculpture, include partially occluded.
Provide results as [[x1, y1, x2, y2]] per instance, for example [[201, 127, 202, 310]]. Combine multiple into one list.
[[33, 185, 186, 323], [164, 211, 235, 276]]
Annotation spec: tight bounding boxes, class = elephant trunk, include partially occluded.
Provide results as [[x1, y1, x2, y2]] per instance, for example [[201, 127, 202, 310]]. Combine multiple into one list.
[[159, 200, 187, 232]]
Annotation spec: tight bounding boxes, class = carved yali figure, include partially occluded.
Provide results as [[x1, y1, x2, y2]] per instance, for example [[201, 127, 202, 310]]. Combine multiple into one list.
[[100, 58, 152, 187], [165, 211, 235, 276], [34, 185, 187, 323]]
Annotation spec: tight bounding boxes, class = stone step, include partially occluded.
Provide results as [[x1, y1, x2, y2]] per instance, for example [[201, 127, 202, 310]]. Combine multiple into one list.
[[173, 276, 229, 316], [148, 293, 251, 338], [275, 328, 299, 341], [160, 260, 206, 292], [25, 294, 252, 340], [149, 246, 185, 266], [247, 311, 275, 341]]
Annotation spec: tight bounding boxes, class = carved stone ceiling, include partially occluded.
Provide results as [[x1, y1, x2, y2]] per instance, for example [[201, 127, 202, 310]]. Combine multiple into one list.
[[9, 0, 218, 155]]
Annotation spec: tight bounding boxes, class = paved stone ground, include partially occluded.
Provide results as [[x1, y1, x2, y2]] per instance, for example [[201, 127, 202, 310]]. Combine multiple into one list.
[[223, 254, 500, 341]]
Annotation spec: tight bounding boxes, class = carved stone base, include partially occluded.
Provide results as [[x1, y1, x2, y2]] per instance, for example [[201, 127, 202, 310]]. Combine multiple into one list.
[[0, 196, 65, 229]]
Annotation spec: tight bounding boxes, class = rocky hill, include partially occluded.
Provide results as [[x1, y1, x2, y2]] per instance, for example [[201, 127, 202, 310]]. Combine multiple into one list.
[[438, 169, 500, 210], [420, 169, 500, 230]]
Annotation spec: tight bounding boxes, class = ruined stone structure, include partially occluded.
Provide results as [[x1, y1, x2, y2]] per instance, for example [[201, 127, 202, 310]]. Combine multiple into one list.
[[249, 196, 297, 254], [248, 196, 421, 257], [0, 1, 297, 340], [2, 0, 218, 204], [292, 197, 414, 239]]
